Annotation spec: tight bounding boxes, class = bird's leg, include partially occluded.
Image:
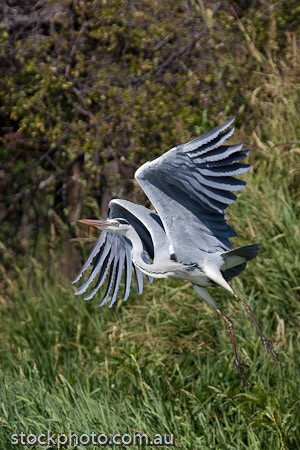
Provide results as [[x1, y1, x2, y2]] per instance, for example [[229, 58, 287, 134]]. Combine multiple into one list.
[[215, 308, 249, 388], [232, 292, 278, 363]]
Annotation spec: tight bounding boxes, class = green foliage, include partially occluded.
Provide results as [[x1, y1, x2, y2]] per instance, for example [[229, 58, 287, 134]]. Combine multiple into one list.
[[1, 0, 300, 253]]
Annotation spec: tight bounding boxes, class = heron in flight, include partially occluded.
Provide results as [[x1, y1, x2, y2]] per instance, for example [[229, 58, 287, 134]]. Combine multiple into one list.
[[74, 118, 278, 386]]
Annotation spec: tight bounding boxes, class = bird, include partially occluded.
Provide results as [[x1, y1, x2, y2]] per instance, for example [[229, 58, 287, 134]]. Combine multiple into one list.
[[73, 117, 278, 386]]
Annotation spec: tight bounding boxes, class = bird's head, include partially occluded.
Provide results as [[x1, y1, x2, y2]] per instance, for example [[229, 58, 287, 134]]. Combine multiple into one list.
[[78, 218, 130, 235]]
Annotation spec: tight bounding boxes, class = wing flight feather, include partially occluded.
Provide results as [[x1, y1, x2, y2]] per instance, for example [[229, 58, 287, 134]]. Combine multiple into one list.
[[108, 248, 126, 307]]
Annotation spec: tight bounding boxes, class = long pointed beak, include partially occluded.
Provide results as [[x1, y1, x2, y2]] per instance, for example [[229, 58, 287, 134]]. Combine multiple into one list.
[[78, 219, 110, 228]]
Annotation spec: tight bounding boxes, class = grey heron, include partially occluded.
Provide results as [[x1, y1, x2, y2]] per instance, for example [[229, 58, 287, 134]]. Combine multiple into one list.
[[73, 118, 278, 386]]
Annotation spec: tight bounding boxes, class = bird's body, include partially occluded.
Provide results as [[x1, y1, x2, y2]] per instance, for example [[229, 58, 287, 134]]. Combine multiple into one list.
[[74, 118, 278, 385]]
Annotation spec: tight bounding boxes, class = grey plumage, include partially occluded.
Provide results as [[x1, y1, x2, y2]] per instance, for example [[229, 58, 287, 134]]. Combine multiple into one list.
[[73, 118, 278, 385], [74, 118, 256, 304]]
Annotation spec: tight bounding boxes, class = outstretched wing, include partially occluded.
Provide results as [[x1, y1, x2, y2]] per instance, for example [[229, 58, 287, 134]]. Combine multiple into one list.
[[72, 199, 167, 306], [135, 118, 250, 263], [73, 232, 145, 307]]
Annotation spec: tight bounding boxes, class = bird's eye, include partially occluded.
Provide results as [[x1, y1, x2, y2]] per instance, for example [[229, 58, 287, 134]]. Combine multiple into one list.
[[115, 221, 119, 226]]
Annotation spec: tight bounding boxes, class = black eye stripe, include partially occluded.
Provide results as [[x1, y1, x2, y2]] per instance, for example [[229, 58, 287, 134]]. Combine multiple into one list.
[[117, 219, 129, 225]]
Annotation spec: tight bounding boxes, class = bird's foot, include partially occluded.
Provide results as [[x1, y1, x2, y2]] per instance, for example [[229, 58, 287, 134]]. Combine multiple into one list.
[[261, 335, 278, 363], [234, 359, 249, 389]]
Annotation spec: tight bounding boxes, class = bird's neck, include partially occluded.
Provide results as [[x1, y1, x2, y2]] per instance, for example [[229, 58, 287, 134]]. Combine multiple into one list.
[[125, 227, 175, 278]]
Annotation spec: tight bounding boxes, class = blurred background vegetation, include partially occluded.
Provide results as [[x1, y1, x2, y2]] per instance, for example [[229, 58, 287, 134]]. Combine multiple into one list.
[[0, 0, 300, 449]]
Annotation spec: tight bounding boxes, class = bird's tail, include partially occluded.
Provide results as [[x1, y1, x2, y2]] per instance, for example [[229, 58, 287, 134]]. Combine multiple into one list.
[[221, 244, 259, 281]]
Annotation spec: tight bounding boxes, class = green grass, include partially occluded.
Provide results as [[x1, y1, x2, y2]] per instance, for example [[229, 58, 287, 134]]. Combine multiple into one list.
[[1, 128, 300, 449], [1, 36, 300, 449], [1, 137, 300, 449]]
